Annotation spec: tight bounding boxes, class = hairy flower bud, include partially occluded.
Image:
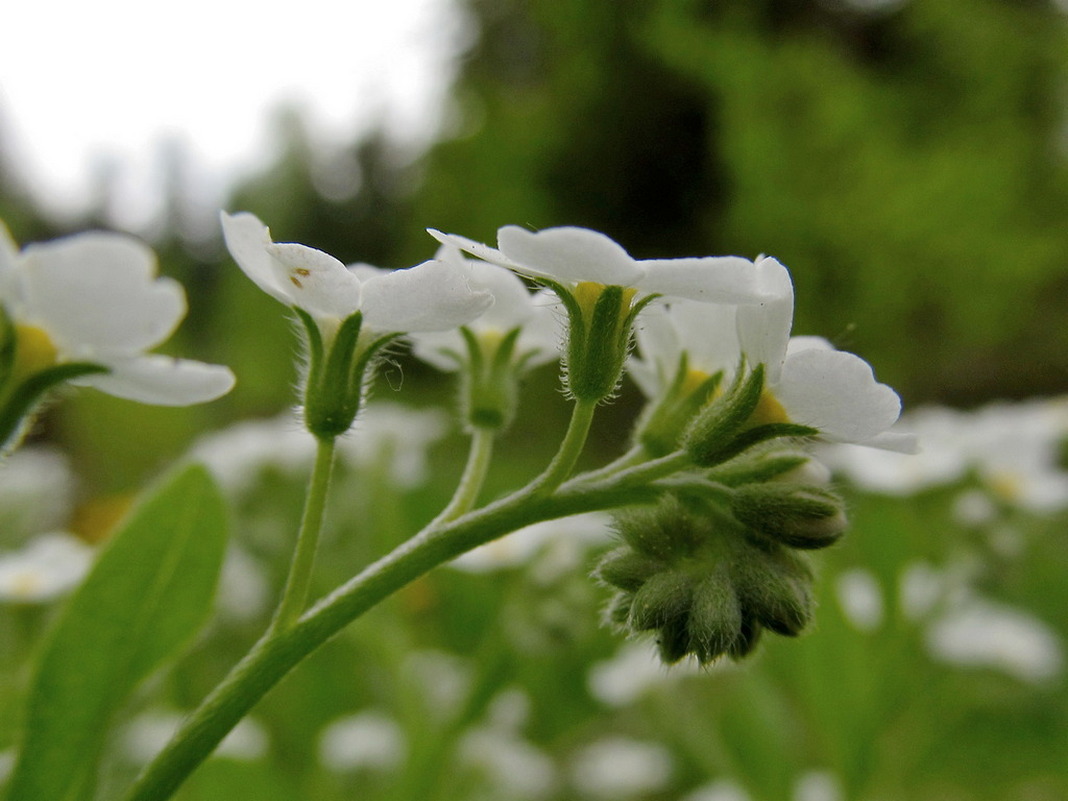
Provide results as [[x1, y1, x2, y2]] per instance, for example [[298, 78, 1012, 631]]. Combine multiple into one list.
[[594, 496, 819, 664], [731, 483, 848, 550]]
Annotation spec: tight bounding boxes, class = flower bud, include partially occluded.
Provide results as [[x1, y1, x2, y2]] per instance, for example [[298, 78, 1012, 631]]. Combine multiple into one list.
[[594, 495, 822, 665], [731, 483, 847, 550]]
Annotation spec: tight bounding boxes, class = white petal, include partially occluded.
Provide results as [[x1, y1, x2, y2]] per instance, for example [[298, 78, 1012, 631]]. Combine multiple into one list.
[[361, 259, 493, 333], [267, 243, 362, 320], [786, 335, 833, 354], [427, 229, 518, 269], [81, 355, 236, 405], [220, 212, 294, 305], [497, 226, 643, 286], [449, 255, 536, 332], [408, 329, 465, 371], [637, 256, 766, 304], [855, 431, 921, 453], [776, 348, 903, 444], [735, 257, 794, 382], [21, 232, 186, 359]]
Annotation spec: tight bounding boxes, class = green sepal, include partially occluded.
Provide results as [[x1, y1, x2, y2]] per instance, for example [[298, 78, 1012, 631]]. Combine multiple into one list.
[[635, 352, 724, 457], [684, 363, 766, 466], [730, 546, 814, 636], [0, 304, 16, 393], [459, 325, 523, 431], [629, 569, 696, 632], [707, 450, 813, 487], [594, 546, 666, 593], [569, 285, 631, 401], [0, 361, 109, 451], [687, 569, 743, 663], [302, 312, 399, 439]]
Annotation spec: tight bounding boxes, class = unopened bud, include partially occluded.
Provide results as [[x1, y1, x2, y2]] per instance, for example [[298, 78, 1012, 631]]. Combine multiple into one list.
[[731, 483, 847, 550]]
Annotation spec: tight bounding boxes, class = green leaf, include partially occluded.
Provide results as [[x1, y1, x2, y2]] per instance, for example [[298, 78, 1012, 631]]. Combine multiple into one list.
[[6, 463, 229, 801]]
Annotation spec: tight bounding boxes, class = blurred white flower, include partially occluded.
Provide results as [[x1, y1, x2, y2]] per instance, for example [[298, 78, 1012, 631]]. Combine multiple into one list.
[[402, 649, 472, 720], [0, 532, 93, 603], [0, 749, 14, 784], [336, 401, 450, 488], [215, 547, 272, 623], [835, 568, 885, 633], [925, 596, 1063, 684], [587, 641, 701, 708], [221, 211, 492, 339], [190, 412, 317, 496], [0, 446, 75, 544], [898, 561, 950, 621], [122, 710, 268, 763], [459, 727, 558, 800], [0, 219, 234, 405], [569, 737, 674, 800], [449, 512, 612, 574], [318, 711, 405, 773], [821, 397, 1068, 507], [793, 770, 844, 801], [682, 779, 752, 801]]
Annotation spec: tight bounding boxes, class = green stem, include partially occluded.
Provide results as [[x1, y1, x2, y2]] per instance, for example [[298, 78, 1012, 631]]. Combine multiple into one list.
[[120, 470, 663, 801], [433, 427, 496, 524], [563, 448, 693, 495], [269, 436, 337, 632], [527, 397, 598, 496]]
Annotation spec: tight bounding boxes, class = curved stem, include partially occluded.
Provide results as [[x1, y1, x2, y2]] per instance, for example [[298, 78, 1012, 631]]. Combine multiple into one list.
[[120, 468, 664, 801], [569, 443, 648, 485], [527, 397, 598, 497], [563, 448, 693, 495], [433, 427, 496, 525], [269, 436, 337, 633]]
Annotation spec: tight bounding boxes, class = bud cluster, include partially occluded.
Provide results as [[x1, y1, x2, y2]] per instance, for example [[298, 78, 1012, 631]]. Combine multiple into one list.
[[595, 477, 846, 664]]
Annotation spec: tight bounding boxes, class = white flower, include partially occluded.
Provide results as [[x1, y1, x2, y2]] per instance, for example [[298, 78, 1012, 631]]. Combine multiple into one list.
[[221, 212, 492, 337], [0, 532, 94, 603], [409, 245, 560, 371], [429, 225, 769, 304], [630, 258, 914, 452], [0, 220, 234, 405]]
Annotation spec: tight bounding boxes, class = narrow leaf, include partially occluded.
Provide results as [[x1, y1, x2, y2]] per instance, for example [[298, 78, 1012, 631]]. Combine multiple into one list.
[[6, 463, 229, 801]]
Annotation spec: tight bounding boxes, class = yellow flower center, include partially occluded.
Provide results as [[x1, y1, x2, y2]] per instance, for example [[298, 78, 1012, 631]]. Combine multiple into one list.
[[681, 368, 713, 397], [13, 324, 59, 378], [750, 389, 792, 426], [573, 281, 637, 323]]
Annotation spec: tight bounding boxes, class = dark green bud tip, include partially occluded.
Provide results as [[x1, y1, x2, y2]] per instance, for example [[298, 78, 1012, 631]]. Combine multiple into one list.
[[731, 483, 848, 550]]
